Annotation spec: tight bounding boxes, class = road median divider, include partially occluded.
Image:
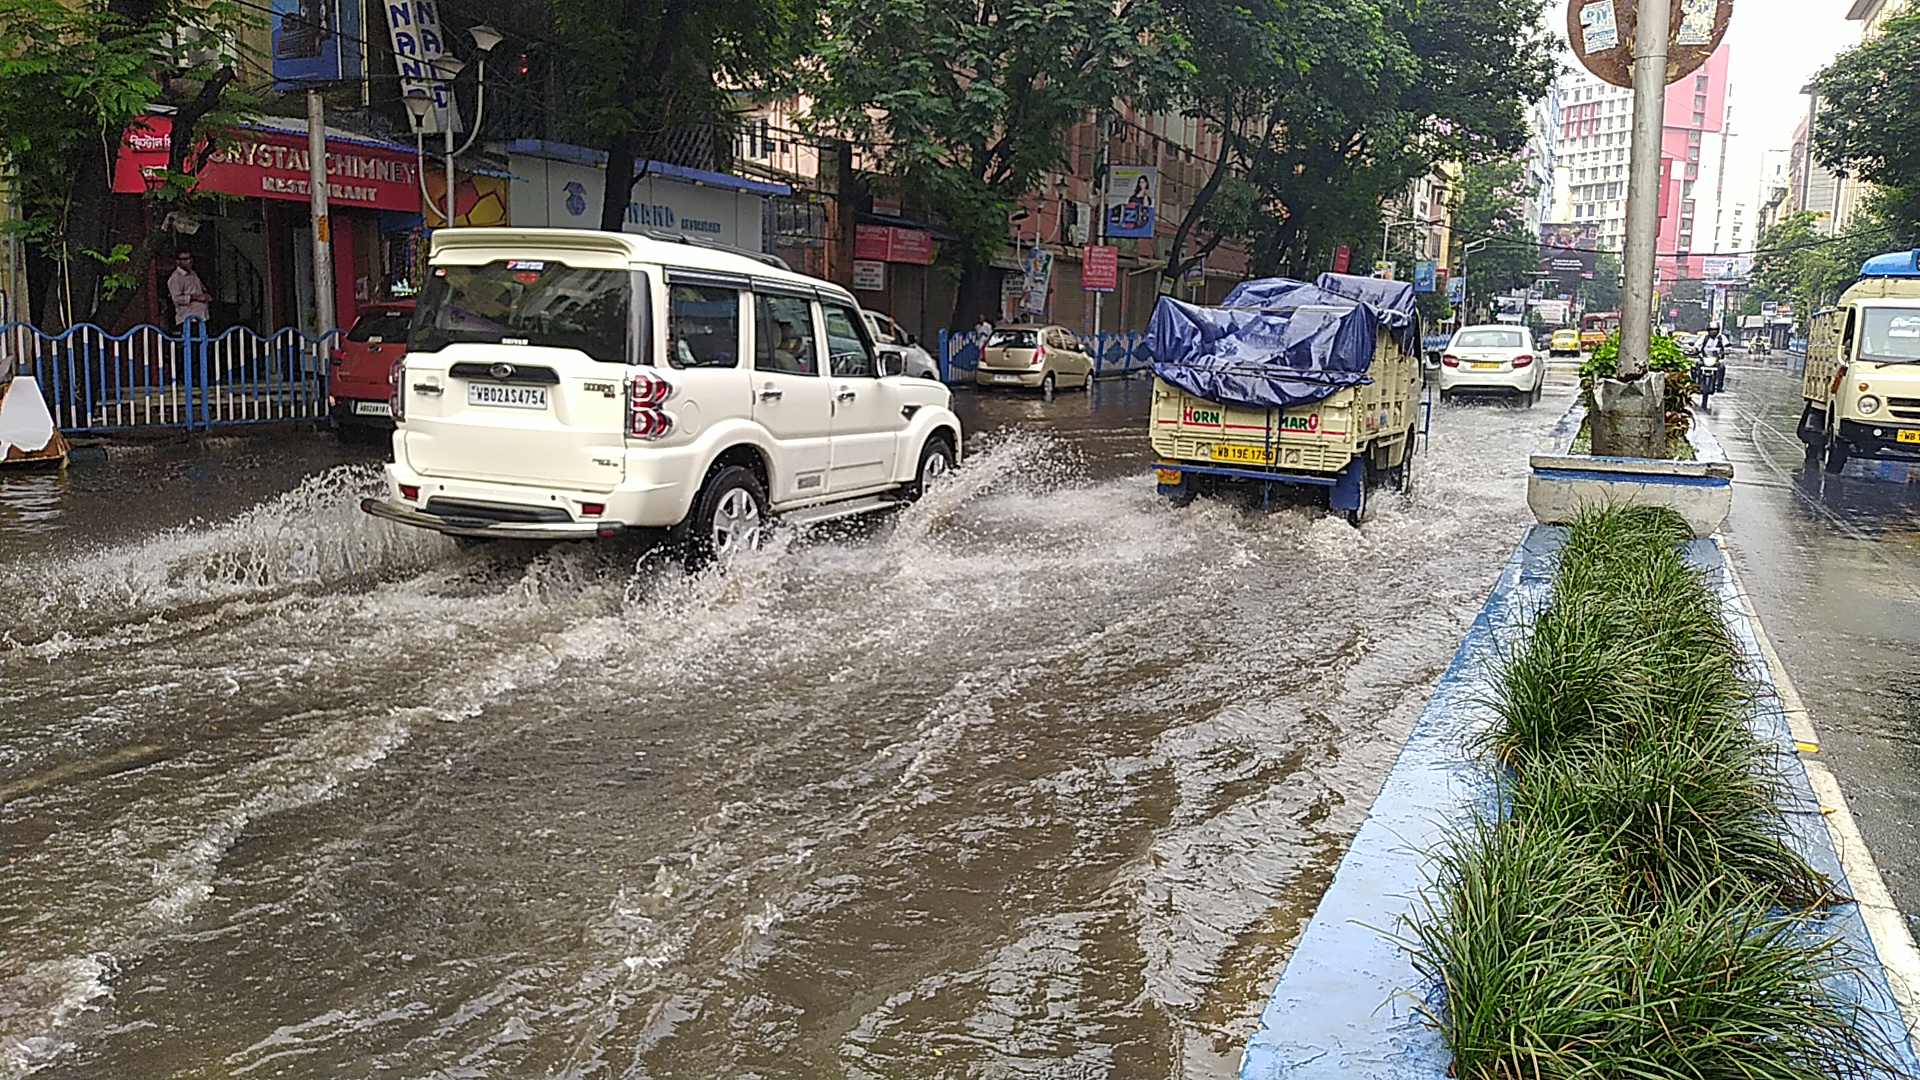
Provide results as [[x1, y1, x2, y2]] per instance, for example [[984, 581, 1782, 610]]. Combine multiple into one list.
[[1240, 506, 1920, 1079]]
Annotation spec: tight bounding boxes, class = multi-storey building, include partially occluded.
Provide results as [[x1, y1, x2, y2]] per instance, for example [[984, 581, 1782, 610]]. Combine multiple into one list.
[[1521, 84, 1562, 239], [1552, 43, 1732, 289]]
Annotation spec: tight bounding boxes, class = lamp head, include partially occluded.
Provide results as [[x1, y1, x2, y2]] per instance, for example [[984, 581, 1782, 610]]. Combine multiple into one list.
[[403, 91, 434, 121], [434, 55, 466, 81], [469, 25, 504, 54]]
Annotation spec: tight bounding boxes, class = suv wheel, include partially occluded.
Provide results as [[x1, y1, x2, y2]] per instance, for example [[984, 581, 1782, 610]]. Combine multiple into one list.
[[683, 466, 769, 566], [908, 435, 956, 501]]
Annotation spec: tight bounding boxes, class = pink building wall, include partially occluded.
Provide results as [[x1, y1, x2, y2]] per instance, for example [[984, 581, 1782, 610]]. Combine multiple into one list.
[[1656, 44, 1731, 286]]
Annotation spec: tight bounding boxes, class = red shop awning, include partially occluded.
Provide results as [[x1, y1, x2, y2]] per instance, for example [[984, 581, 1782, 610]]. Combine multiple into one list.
[[113, 115, 423, 213]]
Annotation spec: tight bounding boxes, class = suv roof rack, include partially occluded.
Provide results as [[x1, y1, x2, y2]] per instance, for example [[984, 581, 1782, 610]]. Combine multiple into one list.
[[636, 229, 791, 272]]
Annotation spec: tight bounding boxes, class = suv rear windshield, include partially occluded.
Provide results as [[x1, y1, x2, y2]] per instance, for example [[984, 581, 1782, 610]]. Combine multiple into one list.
[[410, 260, 632, 363], [988, 329, 1038, 348], [1861, 309, 1920, 363], [1454, 329, 1525, 349], [346, 307, 413, 343]]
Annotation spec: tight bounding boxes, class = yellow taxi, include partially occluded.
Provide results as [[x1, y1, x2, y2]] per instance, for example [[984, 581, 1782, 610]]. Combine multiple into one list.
[[1549, 327, 1582, 357]]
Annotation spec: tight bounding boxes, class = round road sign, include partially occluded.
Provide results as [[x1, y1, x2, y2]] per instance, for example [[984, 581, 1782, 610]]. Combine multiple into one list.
[[1568, 0, 1733, 89]]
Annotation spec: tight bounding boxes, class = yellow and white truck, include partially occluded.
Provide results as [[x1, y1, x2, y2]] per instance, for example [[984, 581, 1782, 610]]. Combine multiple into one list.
[[1797, 249, 1920, 473], [1148, 273, 1424, 525]]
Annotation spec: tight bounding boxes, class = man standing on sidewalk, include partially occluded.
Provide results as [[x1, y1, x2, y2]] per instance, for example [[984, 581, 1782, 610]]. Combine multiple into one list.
[[167, 251, 211, 328]]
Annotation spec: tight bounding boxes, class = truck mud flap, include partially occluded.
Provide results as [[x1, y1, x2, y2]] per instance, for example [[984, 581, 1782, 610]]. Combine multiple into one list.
[[1328, 456, 1366, 512]]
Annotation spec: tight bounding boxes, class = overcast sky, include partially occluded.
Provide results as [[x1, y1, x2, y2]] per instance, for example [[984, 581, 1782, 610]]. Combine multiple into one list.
[[1544, 0, 1864, 245]]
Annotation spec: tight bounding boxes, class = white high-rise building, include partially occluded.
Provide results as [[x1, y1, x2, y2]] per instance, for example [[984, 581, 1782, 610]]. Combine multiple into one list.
[[1521, 84, 1561, 238], [1550, 69, 1634, 253]]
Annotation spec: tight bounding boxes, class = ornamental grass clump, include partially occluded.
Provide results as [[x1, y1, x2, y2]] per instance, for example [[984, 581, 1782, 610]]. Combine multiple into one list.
[[1413, 507, 1903, 1079]]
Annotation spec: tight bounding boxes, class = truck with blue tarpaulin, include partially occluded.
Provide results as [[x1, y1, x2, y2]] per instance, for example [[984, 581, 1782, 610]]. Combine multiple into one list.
[[1147, 273, 1425, 524]]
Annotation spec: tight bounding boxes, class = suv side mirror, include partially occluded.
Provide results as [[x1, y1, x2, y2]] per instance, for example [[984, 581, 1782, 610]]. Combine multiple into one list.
[[879, 348, 906, 377]]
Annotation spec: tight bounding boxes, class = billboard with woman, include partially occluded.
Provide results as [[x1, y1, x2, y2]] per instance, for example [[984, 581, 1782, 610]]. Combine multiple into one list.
[[1104, 166, 1159, 239]]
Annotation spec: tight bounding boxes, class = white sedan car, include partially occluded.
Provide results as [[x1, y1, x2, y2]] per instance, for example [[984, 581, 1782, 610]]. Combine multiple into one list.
[[1438, 324, 1545, 406]]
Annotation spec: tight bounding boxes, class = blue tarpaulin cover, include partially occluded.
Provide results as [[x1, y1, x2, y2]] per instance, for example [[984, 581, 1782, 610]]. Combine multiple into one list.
[[1148, 288, 1380, 409], [1315, 273, 1421, 352]]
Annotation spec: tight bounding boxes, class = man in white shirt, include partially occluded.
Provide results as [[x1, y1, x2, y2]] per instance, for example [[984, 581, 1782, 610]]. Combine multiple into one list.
[[168, 251, 211, 327]]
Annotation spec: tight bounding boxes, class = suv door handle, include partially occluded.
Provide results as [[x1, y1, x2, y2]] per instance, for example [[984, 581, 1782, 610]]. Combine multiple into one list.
[[835, 387, 858, 402], [758, 385, 784, 401]]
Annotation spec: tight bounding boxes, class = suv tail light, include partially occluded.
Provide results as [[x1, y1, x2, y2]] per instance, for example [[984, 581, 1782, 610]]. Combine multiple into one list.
[[1441, 353, 1460, 368], [1513, 354, 1534, 368], [389, 356, 406, 421], [628, 370, 675, 439]]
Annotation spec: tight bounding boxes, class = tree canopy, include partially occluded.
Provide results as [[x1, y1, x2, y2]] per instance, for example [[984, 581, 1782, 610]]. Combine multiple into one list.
[[1448, 160, 1540, 318], [1811, 10, 1920, 242], [0, 0, 252, 328], [807, 0, 1185, 326]]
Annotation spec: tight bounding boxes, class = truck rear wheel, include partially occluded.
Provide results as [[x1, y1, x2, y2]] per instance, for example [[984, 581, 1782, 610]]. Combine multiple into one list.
[[1796, 405, 1827, 450], [1346, 463, 1375, 527]]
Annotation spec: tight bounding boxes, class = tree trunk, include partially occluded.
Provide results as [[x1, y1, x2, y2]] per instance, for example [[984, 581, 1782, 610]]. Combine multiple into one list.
[[1161, 106, 1239, 285], [598, 127, 636, 231], [949, 255, 1002, 333]]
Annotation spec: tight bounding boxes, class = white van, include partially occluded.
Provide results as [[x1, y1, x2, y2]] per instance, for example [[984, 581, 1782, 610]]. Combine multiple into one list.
[[361, 229, 963, 558]]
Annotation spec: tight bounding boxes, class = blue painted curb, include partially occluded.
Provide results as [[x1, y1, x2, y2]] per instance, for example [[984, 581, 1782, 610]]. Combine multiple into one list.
[[1238, 525, 1920, 1079]]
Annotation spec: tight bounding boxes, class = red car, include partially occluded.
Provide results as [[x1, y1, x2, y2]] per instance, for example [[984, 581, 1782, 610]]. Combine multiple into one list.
[[328, 301, 414, 427]]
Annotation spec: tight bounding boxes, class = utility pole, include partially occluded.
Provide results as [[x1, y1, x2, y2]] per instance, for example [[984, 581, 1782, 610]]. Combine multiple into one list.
[[1616, 0, 1669, 382], [1092, 111, 1108, 336], [306, 89, 336, 334]]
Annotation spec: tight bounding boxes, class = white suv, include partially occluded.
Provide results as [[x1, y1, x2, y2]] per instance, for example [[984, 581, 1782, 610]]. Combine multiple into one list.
[[361, 229, 963, 558]]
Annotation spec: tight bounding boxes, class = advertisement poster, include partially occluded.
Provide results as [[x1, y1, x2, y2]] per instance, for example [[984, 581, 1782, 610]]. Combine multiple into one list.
[[1579, 0, 1619, 52], [384, 1, 457, 133], [1447, 275, 1465, 304], [1082, 245, 1118, 292], [1538, 222, 1600, 290], [1413, 260, 1437, 293], [852, 260, 885, 292], [1020, 249, 1054, 314], [1677, 0, 1720, 45], [1104, 166, 1158, 239], [271, 0, 364, 88]]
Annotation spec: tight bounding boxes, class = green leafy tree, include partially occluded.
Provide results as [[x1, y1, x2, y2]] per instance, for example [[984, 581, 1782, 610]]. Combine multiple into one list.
[[545, 0, 818, 232], [809, 0, 1184, 328], [1811, 10, 1920, 242], [1585, 251, 1622, 313], [1238, 0, 1556, 278], [1751, 212, 1853, 330], [0, 0, 254, 329], [1450, 160, 1539, 318]]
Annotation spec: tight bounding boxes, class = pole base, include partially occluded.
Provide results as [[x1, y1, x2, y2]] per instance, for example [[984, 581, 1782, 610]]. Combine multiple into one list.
[[1590, 374, 1667, 459]]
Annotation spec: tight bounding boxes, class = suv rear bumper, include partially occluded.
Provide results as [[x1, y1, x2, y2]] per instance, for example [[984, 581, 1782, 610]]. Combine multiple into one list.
[[361, 496, 626, 540]]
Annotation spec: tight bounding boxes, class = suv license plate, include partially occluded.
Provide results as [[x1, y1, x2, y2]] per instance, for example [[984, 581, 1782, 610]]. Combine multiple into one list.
[[1898, 429, 1920, 445], [468, 383, 548, 410], [354, 400, 392, 416]]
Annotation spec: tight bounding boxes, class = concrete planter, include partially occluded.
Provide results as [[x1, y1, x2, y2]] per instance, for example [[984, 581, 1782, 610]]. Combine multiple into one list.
[[1527, 400, 1733, 537]]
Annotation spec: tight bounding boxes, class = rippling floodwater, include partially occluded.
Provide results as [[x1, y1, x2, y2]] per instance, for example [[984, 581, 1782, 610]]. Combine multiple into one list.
[[1, 378, 1574, 1078]]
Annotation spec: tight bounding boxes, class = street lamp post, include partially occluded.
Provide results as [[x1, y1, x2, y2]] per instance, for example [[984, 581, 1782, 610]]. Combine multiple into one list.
[[404, 26, 502, 231]]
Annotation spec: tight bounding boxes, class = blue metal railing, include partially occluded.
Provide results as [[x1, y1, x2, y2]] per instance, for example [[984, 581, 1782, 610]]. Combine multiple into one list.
[[936, 329, 1152, 384], [0, 320, 338, 432]]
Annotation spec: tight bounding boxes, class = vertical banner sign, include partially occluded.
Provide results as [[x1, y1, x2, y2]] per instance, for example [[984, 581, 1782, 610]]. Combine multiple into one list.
[[1103, 166, 1158, 239], [1021, 249, 1054, 315], [1413, 260, 1437, 293], [386, 1, 457, 133], [1082, 245, 1118, 292], [1447, 275, 1466, 304], [1332, 246, 1351, 274], [272, 0, 365, 88]]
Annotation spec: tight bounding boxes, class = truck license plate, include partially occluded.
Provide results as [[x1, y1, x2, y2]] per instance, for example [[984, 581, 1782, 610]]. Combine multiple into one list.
[[1211, 445, 1274, 465], [354, 400, 392, 416], [468, 383, 548, 410], [1898, 429, 1920, 445]]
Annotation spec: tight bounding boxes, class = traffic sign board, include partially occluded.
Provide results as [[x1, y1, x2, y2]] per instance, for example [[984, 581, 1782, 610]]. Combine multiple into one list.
[[1568, 0, 1732, 89]]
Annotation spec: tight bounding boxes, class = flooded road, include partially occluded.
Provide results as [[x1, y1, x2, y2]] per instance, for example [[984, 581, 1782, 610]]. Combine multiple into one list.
[[1698, 356, 1920, 939], [3, 375, 1575, 1079]]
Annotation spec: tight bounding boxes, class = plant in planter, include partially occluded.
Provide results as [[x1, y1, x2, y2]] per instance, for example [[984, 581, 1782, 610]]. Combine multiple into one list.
[[1580, 332, 1695, 448]]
